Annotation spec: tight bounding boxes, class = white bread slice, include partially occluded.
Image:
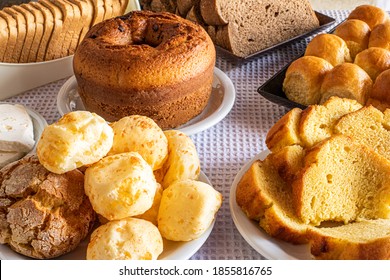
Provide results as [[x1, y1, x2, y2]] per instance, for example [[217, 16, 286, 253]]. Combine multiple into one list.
[[199, 0, 228, 26], [119, 0, 130, 14], [29, 2, 54, 62], [0, 11, 18, 63], [334, 106, 390, 161], [90, 0, 105, 26], [20, 4, 44, 62], [39, 0, 64, 60], [308, 219, 390, 260], [68, 0, 93, 44], [293, 135, 390, 225], [0, 15, 9, 62], [12, 5, 36, 63], [299, 97, 363, 147], [111, 0, 121, 17], [103, 0, 114, 19], [265, 107, 303, 152], [3, 7, 26, 63]]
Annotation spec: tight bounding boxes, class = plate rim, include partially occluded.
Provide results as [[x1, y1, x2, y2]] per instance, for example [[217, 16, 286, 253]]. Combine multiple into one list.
[[0, 171, 216, 260], [229, 150, 312, 260], [56, 67, 235, 136]]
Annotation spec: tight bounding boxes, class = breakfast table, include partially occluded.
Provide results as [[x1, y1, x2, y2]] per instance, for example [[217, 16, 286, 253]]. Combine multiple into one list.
[[2, 10, 346, 260]]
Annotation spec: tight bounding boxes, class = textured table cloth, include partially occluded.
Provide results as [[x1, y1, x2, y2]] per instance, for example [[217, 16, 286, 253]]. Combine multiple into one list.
[[3, 10, 347, 260]]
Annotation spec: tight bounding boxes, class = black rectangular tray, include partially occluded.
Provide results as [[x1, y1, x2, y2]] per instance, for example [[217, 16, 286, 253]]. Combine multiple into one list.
[[218, 11, 336, 60]]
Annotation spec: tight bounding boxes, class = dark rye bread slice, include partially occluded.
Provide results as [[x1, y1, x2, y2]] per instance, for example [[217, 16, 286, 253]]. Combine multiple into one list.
[[215, 0, 319, 58], [0, 14, 9, 62], [29, 1, 54, 62], [3, 6, 26, 63], [200, 0, 228, 26], [39, 0, 64, 60], [12, 5, 36, 63], [0, 10, 18, 63]]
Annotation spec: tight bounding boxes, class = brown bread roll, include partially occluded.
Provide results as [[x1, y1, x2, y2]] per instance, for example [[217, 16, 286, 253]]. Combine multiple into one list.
[[369, 22, 390, 51], [333, 19, 371, 60], [348, 4, 389, 30], [366, 69, 390, 111], [304, 34, 352, 66], [283, 56, 333, 105], [354, 47, 390, 81], [319, 62, 372, 105]]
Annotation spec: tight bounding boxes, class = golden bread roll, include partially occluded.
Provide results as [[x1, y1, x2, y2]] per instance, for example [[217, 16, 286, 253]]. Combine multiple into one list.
[[37, 111, 113, 174], [333, 19, 371, 60], [86, 218, 163, 260], [354, 47, 390, 81], [367, 69, 390, 111], [134, 183, 163, 226], [158, 179, 222, 241], [283, 56, 333, 105], [109, 115, 168, 171], [304, 34, 352, 66], [84, 152, 158, 220], [160, 130, 201, 189], [347, 4, 389, 30], [369, 22, 390, 51], [319, 63, 372, 104]]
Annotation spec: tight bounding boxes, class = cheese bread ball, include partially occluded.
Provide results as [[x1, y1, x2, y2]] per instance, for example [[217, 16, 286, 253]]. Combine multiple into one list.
[[86, 218, 163, 260], [160, 130, 200, 189], [84, 152, 158, 220], [158, 179, 222, 241], [135, 183, 163, 225], [37, 111, 113, 174], [109, 115, 168, 170]]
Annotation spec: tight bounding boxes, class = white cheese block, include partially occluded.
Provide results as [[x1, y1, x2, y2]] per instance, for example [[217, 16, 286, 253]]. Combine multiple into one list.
[[0, 104, 35, 153], [0, 151, 25, 169]]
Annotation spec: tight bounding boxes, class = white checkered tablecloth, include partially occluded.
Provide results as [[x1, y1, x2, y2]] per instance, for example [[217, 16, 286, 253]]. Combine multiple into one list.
[[3, 10, 348, 260]]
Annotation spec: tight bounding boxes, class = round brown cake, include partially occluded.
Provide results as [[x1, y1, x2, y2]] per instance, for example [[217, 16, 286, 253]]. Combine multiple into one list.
[[73, 10, 216, 129]]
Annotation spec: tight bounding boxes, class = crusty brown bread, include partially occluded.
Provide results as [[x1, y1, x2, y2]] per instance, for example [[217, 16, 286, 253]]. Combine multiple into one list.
[[199, 0, 228, 26], [177, 0, 192, 16], [367, 69, 390, 110], [304, 34, 352, 66], [333, 19, 371, 60], [354, 47, 390, 81], [348, 4, 390, 30], [283, 56, 333, 106], [319, 62, 372, 105], [293, 135, 390, 225], [298, 97, 362, 147], [369, 21, 390, 51]]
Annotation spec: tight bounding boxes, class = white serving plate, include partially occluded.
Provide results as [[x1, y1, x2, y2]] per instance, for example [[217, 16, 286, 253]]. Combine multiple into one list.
[[229, 150, 313, 260], [0, 171, 215, 260], [57, 67, 236, 136]]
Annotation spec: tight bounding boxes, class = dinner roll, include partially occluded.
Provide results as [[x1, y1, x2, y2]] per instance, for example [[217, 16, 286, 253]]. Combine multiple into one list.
[[86, 218, 163, 260], [333, 19, 371, 60], [158, 179, 222, 241], [160, 130, 201, 189], [84, 152, 158, 220], [283, 56, 333, 105], [319, 63, 372, 105], [354, 47, 390, 81], [109, 115, 168, 171], [348, 5, 389, 30], [367, 69, 390, 111], [304, 34, 352, 66], [369, 22, 390, 51], [134, 183, 163, 225], [37, 111, 113, 174]]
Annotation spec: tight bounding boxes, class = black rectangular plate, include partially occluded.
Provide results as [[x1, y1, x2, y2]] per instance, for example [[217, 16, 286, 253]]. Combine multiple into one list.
[[217, 11, 336, 60]]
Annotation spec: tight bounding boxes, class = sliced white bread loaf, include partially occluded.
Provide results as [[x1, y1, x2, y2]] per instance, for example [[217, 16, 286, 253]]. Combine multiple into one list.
[[334, 106, 390, 161], [119, 0, 129, 14], [68, 0, 93, 44], [90, 0, 105, 26], [29, 1, 54, 62], [265, 107, 303, 152], [11, 5, 35, 63], [103, 0, 113, 20], [298, 97, 363, 147], [0, 11, 18, 63], [293, 135, 390, 225], [3, 7, 26, 63], [0, 14, 9, 62], [308, 219, 390, 260]]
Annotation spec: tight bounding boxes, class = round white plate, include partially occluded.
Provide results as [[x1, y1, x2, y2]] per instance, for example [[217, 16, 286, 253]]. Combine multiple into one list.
[[57, 67, 235, 136], [229, 150, 312, 260], [0, 171, 215, 260]]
